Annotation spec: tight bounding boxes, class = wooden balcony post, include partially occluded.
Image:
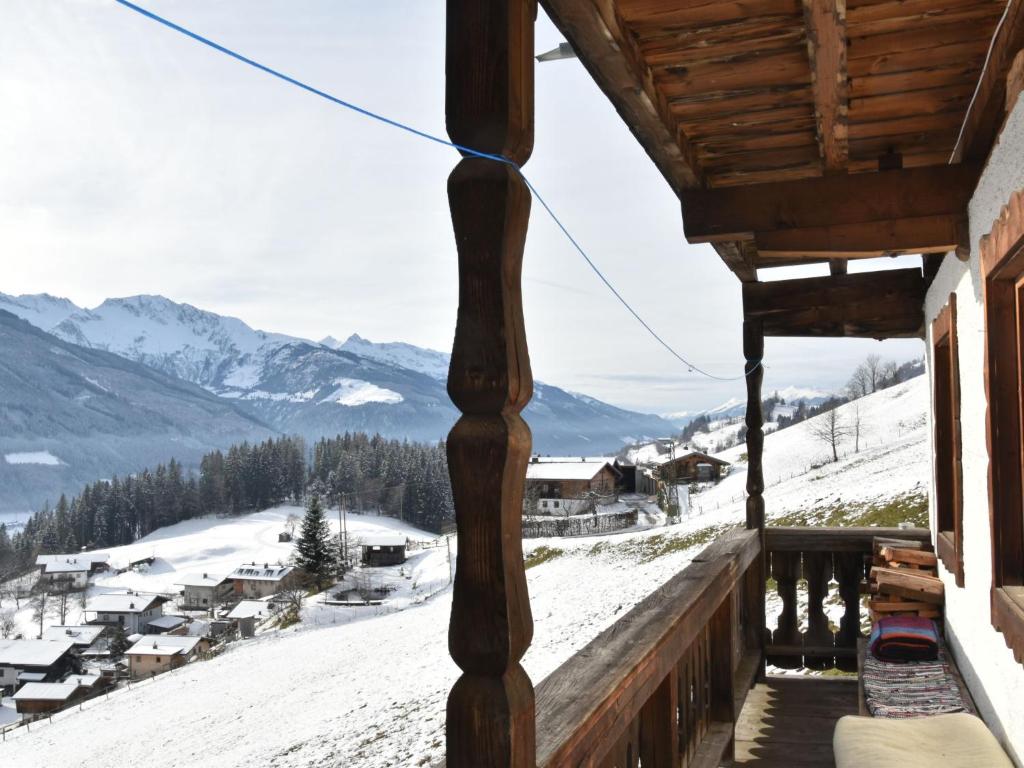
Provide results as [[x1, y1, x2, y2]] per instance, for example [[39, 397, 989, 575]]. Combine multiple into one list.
[[444, 2, 537, 767], [743, 318, 765, 531]]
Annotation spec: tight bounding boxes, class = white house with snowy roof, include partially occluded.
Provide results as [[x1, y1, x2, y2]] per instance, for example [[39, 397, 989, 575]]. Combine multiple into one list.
[[41, 625, 105, 650], [126, 634, 210, 679], [228, 563, 300, 599], [85, 592, 168, 634], [35, 552, 110, 589]]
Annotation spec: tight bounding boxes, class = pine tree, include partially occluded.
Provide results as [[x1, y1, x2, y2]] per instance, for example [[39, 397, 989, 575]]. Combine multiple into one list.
[[294, 494, 333, 589]]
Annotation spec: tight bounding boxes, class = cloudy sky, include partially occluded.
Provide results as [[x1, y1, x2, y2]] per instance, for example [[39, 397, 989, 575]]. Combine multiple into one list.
[[1, 1, 924, 414]]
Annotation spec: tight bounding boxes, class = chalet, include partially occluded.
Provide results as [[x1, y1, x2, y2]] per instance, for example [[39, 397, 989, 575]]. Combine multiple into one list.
[[145, 615, 186, 635], [360, 535, 407, 567], [175, 572, 233, 611], [0, 640, 76, 694], [227, 563, 300, 599], [656, 450, 731, 484], [525, 457, 621, 514], [12, 674, 105, 716], [126, 634, 209, 679], [35, 553, 110, 590], [85, 592, 168, 634], [226, 600, 274, 638], [423, 2, 1024, 766]]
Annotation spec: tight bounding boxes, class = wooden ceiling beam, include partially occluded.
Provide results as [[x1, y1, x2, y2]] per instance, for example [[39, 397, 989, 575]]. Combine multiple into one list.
[[681, 163, 979, 243], [754, 214, 967, 258], [742, 268, 926, 338], [952, 0, 1024, 163], [803, 0, 849, 172]]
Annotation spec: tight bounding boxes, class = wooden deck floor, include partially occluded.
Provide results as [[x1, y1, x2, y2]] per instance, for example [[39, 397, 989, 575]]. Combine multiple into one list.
[[732, 676, 859, 767]]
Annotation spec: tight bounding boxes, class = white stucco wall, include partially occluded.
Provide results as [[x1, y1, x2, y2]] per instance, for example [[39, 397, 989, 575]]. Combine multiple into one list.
[[924, 98, 1024, 767]]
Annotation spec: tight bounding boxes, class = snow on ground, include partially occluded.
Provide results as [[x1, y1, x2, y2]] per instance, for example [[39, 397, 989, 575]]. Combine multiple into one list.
[[321, 378, 404, 406], [6, 507, 436, 639], [3, 451, 62, 466], [0, 378, 929, 767]]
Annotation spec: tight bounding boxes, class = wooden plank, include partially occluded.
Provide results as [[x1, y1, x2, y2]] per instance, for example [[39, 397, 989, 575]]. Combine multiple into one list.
[[952, 0, 1024, 163], [444, 3, 536, 766], [803, 0, 849, 171], [742, 269, 926, 338], [765, 526, 931, 552], [534, 529, 760, 767], [880, 546, 938, 567], [638, 668, 679, 766], [870, 567, 945, 604], [681, 163, 978, 243], [688, 722, 734, 768]]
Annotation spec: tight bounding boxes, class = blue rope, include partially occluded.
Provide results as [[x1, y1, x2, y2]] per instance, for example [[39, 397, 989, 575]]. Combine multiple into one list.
[[113, 0, 759, 382]]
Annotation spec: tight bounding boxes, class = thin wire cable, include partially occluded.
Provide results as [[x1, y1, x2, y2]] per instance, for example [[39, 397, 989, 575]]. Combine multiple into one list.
[[113, 0, 759, 381]]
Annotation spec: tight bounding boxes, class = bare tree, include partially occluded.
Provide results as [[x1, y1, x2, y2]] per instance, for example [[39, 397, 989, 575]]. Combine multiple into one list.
[[29, 586, 50, 638], [0, 609, 16, 639], [851, 404, 866, 453], [50, 577, 75, 625], [864, 354, 883, 393], [848, 364, 871, 399], [881, 359, 900, 388], [808, 408, 850, 462]]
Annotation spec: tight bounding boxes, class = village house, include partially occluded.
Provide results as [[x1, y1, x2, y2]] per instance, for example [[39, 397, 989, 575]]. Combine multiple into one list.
[[11, 673, 105, 717], [126, 634, 210, 679], [524, 457, 621, 514], [85, 592, 168, 634], [41, 625, 105, 653], [0, 640, 76, 694], [226, 600, 274, 638], [656, 450, 731, 484], [35, 552, 110, 590], [227, 563, 300, 599], [360, 535, 408, 567], [145, 615, 187, 635], [175, 572, 233, 612]]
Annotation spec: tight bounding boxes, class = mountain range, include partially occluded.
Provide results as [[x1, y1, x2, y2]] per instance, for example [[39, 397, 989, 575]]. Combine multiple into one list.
[[0, 292, 678, 512]]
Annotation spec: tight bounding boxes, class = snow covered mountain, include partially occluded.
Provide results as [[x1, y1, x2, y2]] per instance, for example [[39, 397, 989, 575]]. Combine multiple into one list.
[[0, 309, 273, 513], [662, 386, 835, 428], [0, 292, 676, 455]]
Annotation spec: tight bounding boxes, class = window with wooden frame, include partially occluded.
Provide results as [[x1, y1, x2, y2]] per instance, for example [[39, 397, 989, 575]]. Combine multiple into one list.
[[933, 294, 964, 587], [981, 189, 1024, 664]]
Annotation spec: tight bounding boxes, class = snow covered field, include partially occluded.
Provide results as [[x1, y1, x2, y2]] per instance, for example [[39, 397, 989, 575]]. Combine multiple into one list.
[[0, 377, 930, 767]]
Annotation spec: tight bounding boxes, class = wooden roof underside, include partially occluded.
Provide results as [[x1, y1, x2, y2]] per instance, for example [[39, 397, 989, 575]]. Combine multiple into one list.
[[541, 0, 1024, 283]]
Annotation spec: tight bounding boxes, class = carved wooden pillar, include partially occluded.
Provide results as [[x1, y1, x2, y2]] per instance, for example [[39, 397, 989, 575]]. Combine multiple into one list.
[[444, 3, 536, 767], [802, 551, 835, 670], [743, 319, 765, 530]]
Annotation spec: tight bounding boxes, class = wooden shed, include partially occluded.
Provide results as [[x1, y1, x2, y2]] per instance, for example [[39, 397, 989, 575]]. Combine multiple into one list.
[[657, 451, 731, 484], [360, 535, 407, 567]]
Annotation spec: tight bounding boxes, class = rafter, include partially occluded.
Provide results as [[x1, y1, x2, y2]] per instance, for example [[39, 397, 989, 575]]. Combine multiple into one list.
[[803, 0, 849, 172]]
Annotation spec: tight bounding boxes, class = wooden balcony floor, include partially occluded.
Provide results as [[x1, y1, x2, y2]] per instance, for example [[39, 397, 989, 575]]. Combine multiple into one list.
[[732, 675, 859, 767]]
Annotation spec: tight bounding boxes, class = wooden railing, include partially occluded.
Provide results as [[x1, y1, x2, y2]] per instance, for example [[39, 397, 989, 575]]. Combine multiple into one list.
[[764, 526, 931, 672], [534, 528, 763, 768]]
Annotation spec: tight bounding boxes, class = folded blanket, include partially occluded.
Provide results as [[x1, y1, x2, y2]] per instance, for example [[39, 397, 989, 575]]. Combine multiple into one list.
[[869, 616, 939, 662]]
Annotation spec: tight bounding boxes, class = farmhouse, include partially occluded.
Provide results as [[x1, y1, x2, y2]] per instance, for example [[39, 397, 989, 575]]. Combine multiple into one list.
[[227, 563, 300, 599], [656, 450, 730, 484], [525, 457, 621, 514], [175, 572, 233, 612], [0, 640, 76, 694], [85, 592, 168, 634], [126, 634, 209, 679], [35, 552, 110, 590], [360, 535, 407, 567]]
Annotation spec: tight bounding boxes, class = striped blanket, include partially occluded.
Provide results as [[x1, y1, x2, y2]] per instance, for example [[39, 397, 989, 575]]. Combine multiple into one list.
[[869, 616, 939, 662], [863, 647, 973, 718]]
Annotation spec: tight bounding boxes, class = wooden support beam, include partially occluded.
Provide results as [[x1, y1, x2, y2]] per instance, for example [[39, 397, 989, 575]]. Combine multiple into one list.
[[803, 0, 849, 172], [754, 214, 968, 259], [744, 320, 765, 530], [742, 269, 926, 338], [829, 259, 848, 275], [444, 3, 537, 767], [681, 164, 979, 245], [952, 0, 1024, 163]]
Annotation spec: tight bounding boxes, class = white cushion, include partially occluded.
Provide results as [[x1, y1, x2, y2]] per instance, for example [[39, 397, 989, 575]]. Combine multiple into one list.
[[833, 713, 1013, 768]]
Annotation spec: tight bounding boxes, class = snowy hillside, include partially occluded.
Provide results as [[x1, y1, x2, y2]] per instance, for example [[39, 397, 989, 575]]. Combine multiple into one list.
[[0, 378, 931, 767]]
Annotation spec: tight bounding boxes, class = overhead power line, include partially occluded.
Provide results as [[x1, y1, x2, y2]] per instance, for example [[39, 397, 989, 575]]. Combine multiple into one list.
[[113, 0, 760, 382]]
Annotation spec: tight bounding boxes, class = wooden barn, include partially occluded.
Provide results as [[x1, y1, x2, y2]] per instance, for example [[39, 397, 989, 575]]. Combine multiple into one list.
[[360, 535, 408, 567], [433, 1, 1024, 767], [657, 450, 730, 484]]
